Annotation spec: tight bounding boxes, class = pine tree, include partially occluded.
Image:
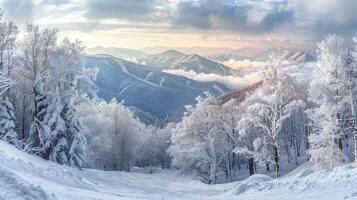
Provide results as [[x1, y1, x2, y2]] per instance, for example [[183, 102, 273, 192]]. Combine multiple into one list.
[[0, 96, 22, 148], [25, 72, 67, 164], [61, 104, 86, 168]]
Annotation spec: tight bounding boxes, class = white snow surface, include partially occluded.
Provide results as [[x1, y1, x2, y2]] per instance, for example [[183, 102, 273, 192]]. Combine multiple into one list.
[[1, 141, 357, 200]]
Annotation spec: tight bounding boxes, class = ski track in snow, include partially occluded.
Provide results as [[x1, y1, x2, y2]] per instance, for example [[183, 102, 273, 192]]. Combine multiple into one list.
[[118, 84, 131, 95], [2, 141, 357, 200], [159, 77, 166, 87], [144, 72, 154, 81], [101, 59, 162, 88], [213, 84, 225, 94]]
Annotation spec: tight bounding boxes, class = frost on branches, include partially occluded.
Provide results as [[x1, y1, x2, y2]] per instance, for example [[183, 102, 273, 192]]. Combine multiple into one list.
[[169, 92, 231, 184], [22, 25, 87, 168], [235, 56, 305, 178], [306, 35, 352, 169]]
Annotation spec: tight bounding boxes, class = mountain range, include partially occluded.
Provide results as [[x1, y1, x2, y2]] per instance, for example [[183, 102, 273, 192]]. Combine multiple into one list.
[[84, 54, 230, 123], [209, 47, 316, 63], [83, 47, 315, 124], [143, 50, 236, 76]]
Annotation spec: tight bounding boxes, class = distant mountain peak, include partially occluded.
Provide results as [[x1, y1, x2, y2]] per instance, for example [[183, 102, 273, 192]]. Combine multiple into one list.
[[160, 50, 185, 57], [144, 51, 235, 76]]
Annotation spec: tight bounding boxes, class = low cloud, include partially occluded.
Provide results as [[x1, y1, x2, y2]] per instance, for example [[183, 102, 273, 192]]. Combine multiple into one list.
[[223, 59, 266, 70], [163, 69, 252, 90]]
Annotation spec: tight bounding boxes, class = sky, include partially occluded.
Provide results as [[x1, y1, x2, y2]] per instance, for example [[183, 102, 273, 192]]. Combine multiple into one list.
[[0, 0, 356, 51]]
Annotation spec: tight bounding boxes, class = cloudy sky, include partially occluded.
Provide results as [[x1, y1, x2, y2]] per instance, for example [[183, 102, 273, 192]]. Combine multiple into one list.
[[1, 0, 356, 50]]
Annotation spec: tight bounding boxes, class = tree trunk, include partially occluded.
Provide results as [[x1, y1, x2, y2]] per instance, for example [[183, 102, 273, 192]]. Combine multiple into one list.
[[273, 144, 280, 178], [353, 129, 357, 163], [248, 157, 254, 176], [209, 162, 216, 184]]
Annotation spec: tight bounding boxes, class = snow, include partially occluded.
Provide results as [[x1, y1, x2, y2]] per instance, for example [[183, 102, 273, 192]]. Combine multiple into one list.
[[2, 140, 357, 199], [114, 59, 162, 88]]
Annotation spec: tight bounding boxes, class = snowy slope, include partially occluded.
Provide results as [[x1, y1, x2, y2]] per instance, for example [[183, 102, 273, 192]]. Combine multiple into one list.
[[144, 50, 235, 76], [84, 54, 230, 122], [2, 140, 357, 200]]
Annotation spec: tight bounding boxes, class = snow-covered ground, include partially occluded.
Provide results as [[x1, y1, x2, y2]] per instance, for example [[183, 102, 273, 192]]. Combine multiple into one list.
[[1, 141, 357, 200]]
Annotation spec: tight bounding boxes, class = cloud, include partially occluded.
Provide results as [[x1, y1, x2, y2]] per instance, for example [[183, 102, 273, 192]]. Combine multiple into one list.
[[163, 69, 252, 90], [1, 0, 355, 43], [289, 0, 357, 35], [1, 0, 35, 24], [223, 59, 266, 70], [41, 0, 71, 5], [85, 0, 161, 22], [171, 0, 294, 34]]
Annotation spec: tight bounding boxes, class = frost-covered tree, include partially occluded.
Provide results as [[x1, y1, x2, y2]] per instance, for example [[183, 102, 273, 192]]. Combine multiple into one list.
[[78, 99, 145, 171], [169, 93, 229, 184], [0, 16, 21, 148], [55, 38, 86, 168], [138, 123, 172, 171], [306, 35, 350, 169], [0, 97, 22, 148], [61, 104, 86, 168], [351, 36, 357, 163], [219, 100, 241, 179], [20, 25, 86, 167], [21, 25, 60, 156], [239, 56, 304, 178]]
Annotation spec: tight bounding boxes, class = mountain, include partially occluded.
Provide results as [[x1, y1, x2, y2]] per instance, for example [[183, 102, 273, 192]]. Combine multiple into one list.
[[250, 48, 315, 62], [280, 51, 315, 63], [209, 53, 250, 62], [217, 81, 263, 105], [140, 46, 233, 55], [209, 47, 315, 63], [143, 50, 235, 76], [85, 47, 147, 60], [84, 54, 230, 123]]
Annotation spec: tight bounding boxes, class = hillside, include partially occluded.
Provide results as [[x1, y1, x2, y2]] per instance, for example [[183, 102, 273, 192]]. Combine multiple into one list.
[[217, 81, 263, 105], [1, 140, 357, 200], [143, 50, 235, 76], [84, 54, 230, 122]]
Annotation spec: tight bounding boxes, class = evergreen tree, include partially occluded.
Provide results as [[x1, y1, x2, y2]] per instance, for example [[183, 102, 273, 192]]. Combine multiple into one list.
[[61, 104, 86, 168], [0, 97, 22, 148]]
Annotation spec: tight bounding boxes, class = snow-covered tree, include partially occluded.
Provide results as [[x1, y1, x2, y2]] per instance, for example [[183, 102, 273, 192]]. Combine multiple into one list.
[[20, 25, 86, 167], [21, 25, 60, 156], [238, 56, 304, 178], [0, 97, 22, 148], [351, 36, 357, 164], [78, 99, 145, 171], [61, 104, 86, 168], [306, 35, 350, 169], [169, 92, 229, 184], [55, 38, 86, 168], [138, 123, 172, 171], [0, 15, 20, 148], [219, 100, 241, 179]]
